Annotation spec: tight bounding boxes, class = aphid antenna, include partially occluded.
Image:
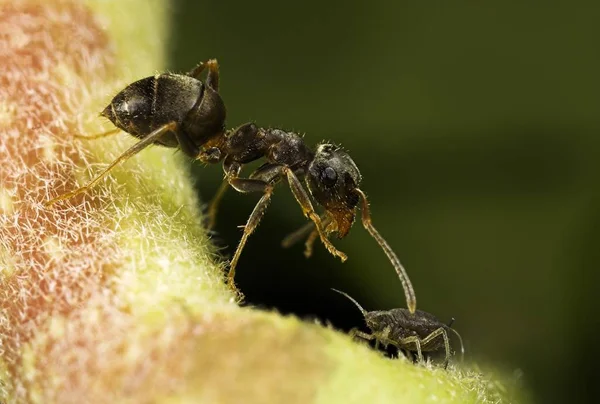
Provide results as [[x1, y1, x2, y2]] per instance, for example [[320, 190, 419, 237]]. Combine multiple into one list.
[[447, 325, 465, 362], [331, 288, 367, 317]]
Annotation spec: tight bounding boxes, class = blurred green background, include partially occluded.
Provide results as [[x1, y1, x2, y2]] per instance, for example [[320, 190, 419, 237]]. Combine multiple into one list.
[[167, 1, 599, 403]]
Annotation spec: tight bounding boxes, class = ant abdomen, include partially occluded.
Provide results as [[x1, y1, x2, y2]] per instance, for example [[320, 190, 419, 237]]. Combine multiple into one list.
[[101, 73, 225, 148]]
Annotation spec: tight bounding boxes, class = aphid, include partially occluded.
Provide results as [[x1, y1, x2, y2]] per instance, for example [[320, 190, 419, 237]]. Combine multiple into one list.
[[44, 60, 416, 311], [332, 289, 464, 368]]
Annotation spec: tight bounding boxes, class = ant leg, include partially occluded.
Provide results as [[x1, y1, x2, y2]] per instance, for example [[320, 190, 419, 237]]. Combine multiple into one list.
[[45, 122, 177, 207], [284, 168, 347, 263], [304, 218, 339, 257], [355, 188, 417, 314], [205, 180, 228, 230], [280, 214, 332, 257], [226, 164, 285, 291], [399, 336, 424, 364], [227, 180, 274, 291], [171, 130, 200, 159], [187, 59, 219, 91], [281, 221, 316, 248], [74, 127, 121, 140], [303, 228, 319, 258], [229, 163, 283, 194]]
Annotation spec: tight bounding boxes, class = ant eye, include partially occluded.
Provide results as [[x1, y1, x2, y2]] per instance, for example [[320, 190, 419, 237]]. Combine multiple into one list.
[[321, 166, 338, 187]]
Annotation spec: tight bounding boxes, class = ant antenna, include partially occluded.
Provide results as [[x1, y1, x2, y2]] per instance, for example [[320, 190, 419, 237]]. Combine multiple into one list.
[[354, 188, 417, 314], [331, 288, 367, 317]]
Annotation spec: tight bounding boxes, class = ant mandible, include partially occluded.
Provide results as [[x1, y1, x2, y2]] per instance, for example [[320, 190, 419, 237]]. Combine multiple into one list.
[[45, 59, 416, 311]]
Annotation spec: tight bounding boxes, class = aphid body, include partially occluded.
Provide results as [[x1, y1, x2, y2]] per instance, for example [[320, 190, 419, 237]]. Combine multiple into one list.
[[333, 289, 464, 368]]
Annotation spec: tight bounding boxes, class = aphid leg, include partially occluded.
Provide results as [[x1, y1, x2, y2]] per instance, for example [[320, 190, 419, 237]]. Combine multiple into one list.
[[187, 59, 219, 91], [45, 122, 177, 207], [399, 336, 424, 364], [284, 168, 347, 262], [448, 326, 465, 364], [349, 328, 375, 343], [204, 180, 229, 230], [421, 327, 451, 369], [354, 188, 417, 314], [74, 127, 121, 140], [376, 327, 392, 350]]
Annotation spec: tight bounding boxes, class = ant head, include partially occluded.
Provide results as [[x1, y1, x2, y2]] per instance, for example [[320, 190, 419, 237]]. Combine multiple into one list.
[[306, 144, 362, 237], [101, 77, 153, 136]]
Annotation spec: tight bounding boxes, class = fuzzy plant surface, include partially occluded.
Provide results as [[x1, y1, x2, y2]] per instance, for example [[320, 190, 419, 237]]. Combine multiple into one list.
[[0, 0, 530, 403]]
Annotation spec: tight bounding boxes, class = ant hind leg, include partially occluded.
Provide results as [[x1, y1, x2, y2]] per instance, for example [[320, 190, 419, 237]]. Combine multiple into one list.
[[204, 180, 228, 231], [187, 59, 219, 91], [74, 127, 121, 140], [45, 122, 177, 207]]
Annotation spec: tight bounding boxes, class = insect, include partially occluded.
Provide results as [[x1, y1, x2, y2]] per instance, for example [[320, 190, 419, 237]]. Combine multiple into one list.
[[45, 59, 416, 311], [45, 59, 226, 206], [204, 124, 417, 309], [332, 289, 464, 368]]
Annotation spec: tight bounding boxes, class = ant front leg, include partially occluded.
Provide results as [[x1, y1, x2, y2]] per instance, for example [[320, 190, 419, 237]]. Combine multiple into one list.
[[303, 228, 320, 258], [284, 168, 347, 263], [281, 221, 316, 248], [187, 59, 219, 91], [304, 217, 338, 258], [280, 214, 333, 259]]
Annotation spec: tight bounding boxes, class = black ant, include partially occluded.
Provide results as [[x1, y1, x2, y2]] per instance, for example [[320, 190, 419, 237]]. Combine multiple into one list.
[[332, 289, 464, 369], [45, 59, 416, 311]]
